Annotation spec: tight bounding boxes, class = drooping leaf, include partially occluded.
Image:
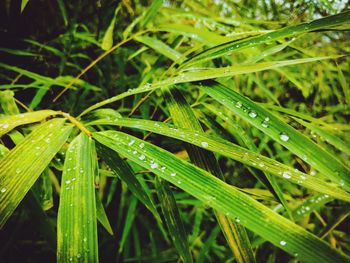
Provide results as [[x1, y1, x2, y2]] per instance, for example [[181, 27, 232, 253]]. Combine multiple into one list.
[[164, 87, 255, 263], [0, 118, 72, 228], [57, 133, 99, 262], [93, 130, 350, 263], [197, 80, 350, 190], [96, 144, 158, 216], [0, 110, 58, 136], [87, 117, 350, 202], [181, 11, 350, 67]]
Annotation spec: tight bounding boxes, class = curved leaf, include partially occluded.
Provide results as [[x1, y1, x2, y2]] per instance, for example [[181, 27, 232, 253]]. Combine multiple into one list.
[[93, 130, 350, 263], [0, 118, 72, 228]]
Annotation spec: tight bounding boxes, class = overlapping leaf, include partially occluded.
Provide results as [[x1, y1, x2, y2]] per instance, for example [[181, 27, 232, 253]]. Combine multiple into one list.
[[0, 118, 72, 228], [87, 117, 350, 202], [93, 130, 350, 263]]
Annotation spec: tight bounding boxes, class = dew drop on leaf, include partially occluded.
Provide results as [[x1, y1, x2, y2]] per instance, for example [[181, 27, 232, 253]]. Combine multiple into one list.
[[282, 172, 291, 179], [235, 101, 242, 108], [248, 110, 257, 118], [150, 163, 158, 169], [201, 141, 209, 148], [279, 132, 289, 142]]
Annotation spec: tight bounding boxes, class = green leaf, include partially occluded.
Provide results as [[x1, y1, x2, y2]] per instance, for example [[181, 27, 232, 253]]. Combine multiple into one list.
[[164, 87, 255, 263], [21, 0, 29, 13], [57, 133, 99, 262], [198, 80, 350, 190], [93, 130, 350, 263], [87, 117, 350, 202], [296, 118, 350, 155], [32, 168, 54, 211], [96, 195, 113, 235], [0, 118, 72, 228], [141, 0, 163, 27], [101, 6, 120, 50], [170, 57, 340, 85], [182, 11, 350, 67], [0, 90, 20, 115], [0, 110, 58, 136], [79, 57, 338, 117], [96, 144, 158, 216], [155, 177, 193, 263], [119, 196, 138, 253], [135, 36, 182, 61]]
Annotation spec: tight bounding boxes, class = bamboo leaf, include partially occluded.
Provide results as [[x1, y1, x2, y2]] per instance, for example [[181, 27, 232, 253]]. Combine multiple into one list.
[[296, 118, 350, 155], [87, 117, 350, 202], [21, 0, 29, 13], [135, 36, 182, 61], [182, 11, 350, 67], [0, 90, 20, 115], [96, 144, 158, 216], [93, 130, 350, 263], [0, 118, 72, 228], [96, 195, 113, 235], [197, 80, 350, 190], [0, 110, 58, 136], [101, 6, 120, 50], [155, 177, 193, 263], [119, 196, 137, 253], [57, 133, 99, 262], [164, 87, 255, 262], [79, 57, 338, 117]]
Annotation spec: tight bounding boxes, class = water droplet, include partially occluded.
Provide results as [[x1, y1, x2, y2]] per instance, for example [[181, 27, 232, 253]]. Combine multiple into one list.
[[201, 141, 209, 148], [170, 172, 176, 177], [45, 138, 50, 143], [261, 122, 268, 128], [72, 178, 76, 181], [1, 188, 7, 193], [235, 217, 240, 223], [160, 166, 166, 172], [248, 111, 257, 118], [77, 253, 81, 258], [280, 240, 287, 246], [15, 168, 21, 174], [132, 150, 138, 155], [2, 123, 9, 129], [279, 132, 289, 142], [139, 154, 146, 161], [235, 101, 242, 108], [282, 172, 291, 179], [150, 163, 158, 169], [139, 143, 145, 148], [79, 168, 84, 173], [128, 139, 135, 146], [66, 180, 71, 184]]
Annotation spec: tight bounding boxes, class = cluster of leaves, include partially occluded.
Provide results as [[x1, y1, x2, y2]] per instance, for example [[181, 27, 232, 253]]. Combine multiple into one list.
[[0, 0, 350, 262]]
